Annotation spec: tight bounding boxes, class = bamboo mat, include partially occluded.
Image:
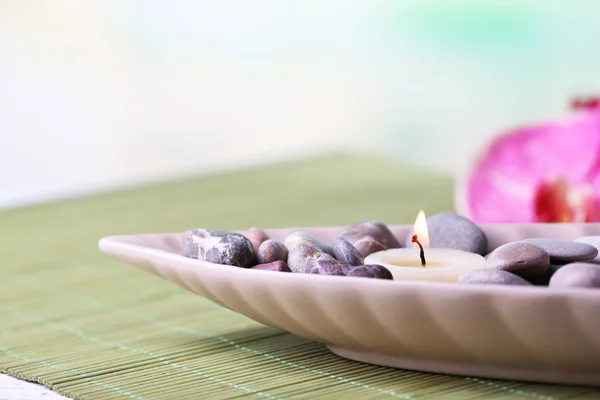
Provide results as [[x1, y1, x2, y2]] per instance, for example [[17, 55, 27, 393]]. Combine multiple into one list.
[[1, 154, 599, 400]]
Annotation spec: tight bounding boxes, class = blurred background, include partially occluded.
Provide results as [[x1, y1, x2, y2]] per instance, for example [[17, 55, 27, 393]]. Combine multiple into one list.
[[2, 0, 599, 209]]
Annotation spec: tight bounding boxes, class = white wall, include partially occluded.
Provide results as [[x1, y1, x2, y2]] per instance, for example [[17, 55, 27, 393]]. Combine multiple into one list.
[[2, 1, 600, 208]]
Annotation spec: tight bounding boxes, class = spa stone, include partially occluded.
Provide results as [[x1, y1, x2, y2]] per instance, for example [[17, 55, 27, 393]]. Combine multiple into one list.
[[523, 238, 598, 262], [307, 259, 346, 276], [486, 242, 549, 278], [549, 263, 600, 288], [332, 237, 364, 266], [184, 229, 256, 268], [339, 220, 401, 257], [251, 261, 292, 272], [406, 212, 488, 255], [245, 228, 270, 253], [284, 232, 333, 255], [458, 269, 532, 286], [343, 264, 393, 280], [574, 236, 600, 263], [287, 244, 337, 274], [257, 239, 288, 264]]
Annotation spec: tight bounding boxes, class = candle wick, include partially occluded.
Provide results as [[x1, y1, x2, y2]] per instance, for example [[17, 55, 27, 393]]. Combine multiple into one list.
[[411, 234, 426, 267]]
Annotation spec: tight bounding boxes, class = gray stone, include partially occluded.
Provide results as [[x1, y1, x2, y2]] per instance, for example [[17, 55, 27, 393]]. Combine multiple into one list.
[[307, 259, 346, 276], [523, 238, 598, 262], [486, 242, 549, 278], [284, 232, 333, 255], [184, 229, 256, 268], [251, 261, 292, 272], [332, 237, 364, 266], [306, 260, 393, 280], [405, 212, 488, 255], [351, 220, 398, 239], [257, 239, 288, 264], [575, 236, 600, 263], [458, 269, 533, 286], [549, 263, 600, 288], [287, 244, 336, 273], [343, 264, 393, 280], [339, 220, 401, 257]]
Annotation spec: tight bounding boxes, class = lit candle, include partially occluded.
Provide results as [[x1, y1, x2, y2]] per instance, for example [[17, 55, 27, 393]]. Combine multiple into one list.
[[364, 210, 487, 282]]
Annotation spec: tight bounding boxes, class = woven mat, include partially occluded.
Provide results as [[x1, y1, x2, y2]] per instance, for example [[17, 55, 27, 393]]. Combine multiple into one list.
[[1, 155, 598, 400]]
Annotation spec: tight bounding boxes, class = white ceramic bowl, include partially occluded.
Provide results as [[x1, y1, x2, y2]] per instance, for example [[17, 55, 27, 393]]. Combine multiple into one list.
[[99, 223, 600, 386]]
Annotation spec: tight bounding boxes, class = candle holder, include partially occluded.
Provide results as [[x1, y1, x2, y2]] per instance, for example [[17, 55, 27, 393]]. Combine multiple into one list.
[[100, 223, 600, 387]]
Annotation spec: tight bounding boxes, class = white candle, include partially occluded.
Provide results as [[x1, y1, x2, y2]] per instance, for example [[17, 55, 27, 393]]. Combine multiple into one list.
[[364, 210, 487, 282]]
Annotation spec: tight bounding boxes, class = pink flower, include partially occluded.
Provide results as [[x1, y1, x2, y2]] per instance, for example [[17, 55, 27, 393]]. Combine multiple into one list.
[[457, 98, 600, 223]]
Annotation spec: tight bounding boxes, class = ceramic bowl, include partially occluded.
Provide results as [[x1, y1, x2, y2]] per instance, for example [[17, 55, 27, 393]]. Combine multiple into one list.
[[99, 223, 600, 386]]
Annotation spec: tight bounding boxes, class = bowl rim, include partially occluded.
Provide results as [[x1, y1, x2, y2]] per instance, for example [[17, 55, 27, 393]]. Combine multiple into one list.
[[98, 225, 600, 299]]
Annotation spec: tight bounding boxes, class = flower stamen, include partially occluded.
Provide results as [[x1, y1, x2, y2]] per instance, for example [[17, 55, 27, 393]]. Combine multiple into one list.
[[534, 178, 597, 223]]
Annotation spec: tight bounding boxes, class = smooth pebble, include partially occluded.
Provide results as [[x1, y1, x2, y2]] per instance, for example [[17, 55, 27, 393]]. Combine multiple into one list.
[[406, 212, 488, 255], [257, 239, 288, 264], [339, 220, 401, 257], [332, 237, 364, 266], [574, 236, 600, 263], [307, 259, 346, 276], [284, 232, 333, 255], [251, 261, 292, 272], [523, 238, 598, 262], [287, 244, 336, 273], [245, 228, 270, 253], [343, 264, 393, 280], [184, 229, 256, 268], [458, 269, 532, 286], [549, 263, 600, 288], [352, 220, 398, 238], [486, 242, 549, 278], [307, 260, 393, 280]]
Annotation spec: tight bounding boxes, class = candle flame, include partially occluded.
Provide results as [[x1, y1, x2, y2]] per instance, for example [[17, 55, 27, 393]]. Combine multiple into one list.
[[414, 210, 430, 248]]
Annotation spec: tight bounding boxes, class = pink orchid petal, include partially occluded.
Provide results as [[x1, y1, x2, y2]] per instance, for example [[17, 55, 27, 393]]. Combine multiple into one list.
[[467, 175, 536, 222], [464, 109, 600, 223]]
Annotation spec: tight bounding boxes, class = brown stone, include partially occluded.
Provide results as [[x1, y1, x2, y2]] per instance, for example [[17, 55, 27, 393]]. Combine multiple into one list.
[[486, 242, 550, 278], [244, 228, 270, 253]]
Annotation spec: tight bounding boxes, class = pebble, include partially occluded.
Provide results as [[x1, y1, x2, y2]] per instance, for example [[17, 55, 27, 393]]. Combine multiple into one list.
[[184, 229, 256, 268], [307, 259, 346, 276], [251, 261, 292, 272], [486, 242, 549, 278], [287, 244, 337, 273], [523, 238, 598, 262], [257, 239, 288, 264], [343, 264, 393, 280], [458, 269, 533, 286], [339, 220, 401, 257], [574, 236, 600, 263], [307, 260, 394, 280], [284, 232, 333, 255], [406, 212, 488, 255], [549, 263, 600, 288], [332, 237, 364, 266], [353, 220, 398, 238], [245, 228, 270, 253]]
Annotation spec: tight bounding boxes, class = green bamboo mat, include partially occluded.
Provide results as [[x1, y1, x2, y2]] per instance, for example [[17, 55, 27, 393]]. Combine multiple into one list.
[[1, 154, 598, 400]]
